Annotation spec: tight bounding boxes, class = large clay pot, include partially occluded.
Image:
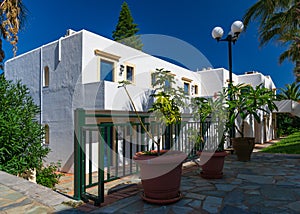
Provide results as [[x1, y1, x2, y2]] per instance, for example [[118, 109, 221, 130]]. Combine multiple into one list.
[[197, 151, 228, 179], [133, 150, 187, 204], [232, 137, 255, 161]]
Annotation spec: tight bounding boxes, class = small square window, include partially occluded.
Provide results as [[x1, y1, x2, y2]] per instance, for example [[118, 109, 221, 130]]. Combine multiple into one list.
[[126, 65, 134, 82]]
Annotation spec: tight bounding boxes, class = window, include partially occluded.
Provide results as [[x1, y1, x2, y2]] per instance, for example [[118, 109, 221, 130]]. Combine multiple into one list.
[[194, 85, 198, 95], [44, 124, 49, 145], [126, 65, 134, 82], [181, 77, 192, 95], [164, 80, 171, 90], [151, 71, 175, 89], [151, 72, 156, 87], [100, 59, 114, 81], [95, 49, 120, 82], [184, 82, 190, 95], [43, 66, 49, 87]]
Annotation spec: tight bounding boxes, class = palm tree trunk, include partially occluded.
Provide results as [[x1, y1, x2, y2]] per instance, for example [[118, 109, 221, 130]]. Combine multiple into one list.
[[295, 61, 300, 82]]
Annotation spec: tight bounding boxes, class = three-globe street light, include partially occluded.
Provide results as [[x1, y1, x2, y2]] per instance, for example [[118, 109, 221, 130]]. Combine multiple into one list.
[[211, 20, 244, 140]]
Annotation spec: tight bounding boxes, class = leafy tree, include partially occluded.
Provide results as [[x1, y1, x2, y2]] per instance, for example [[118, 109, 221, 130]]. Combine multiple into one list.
[[151, 68, 187, 110], [0, 0, 27, 69], [119, 68, 186, 153], [112, 1, 143, 50], [0, 75, 49, 175], [243, 0, 300, 81]]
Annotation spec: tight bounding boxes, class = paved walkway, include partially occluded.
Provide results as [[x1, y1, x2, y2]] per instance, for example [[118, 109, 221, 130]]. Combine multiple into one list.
[[0, 171, 80, 213], [89, 152, 300, 214], [1, 139, 300, 213]]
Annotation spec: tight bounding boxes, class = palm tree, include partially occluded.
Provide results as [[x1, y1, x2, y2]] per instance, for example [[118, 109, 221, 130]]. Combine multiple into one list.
[[0, 0, 27, 69], [279, 38, 300, 82], [243, 0, 300, 81], [277, 82, 300, 136], [278, 82, 300, 101]]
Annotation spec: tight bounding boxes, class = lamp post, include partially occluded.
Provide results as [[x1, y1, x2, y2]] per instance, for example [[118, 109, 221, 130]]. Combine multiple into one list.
[[211, 20, 244, 141]]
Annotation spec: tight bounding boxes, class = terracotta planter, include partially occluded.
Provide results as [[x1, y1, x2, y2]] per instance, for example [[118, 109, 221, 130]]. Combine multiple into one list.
[[197, 151, 227, 179], [232, 137, 255, 161], [133, 150, 187, 204]]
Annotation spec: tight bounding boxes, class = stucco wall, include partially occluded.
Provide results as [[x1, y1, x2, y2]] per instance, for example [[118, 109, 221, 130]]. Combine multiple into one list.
[[198, 68, 238, 97], [5, 32, 83, 172], [5, 49, 42, 115], [81, 30, 201, 96]]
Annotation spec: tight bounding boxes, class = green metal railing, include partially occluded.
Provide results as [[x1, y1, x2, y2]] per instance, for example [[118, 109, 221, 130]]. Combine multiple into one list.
[[73, 109, 217, 205]]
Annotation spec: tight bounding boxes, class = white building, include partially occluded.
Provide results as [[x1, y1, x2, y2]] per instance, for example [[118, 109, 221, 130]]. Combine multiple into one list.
[[5, 29, 277, 172]]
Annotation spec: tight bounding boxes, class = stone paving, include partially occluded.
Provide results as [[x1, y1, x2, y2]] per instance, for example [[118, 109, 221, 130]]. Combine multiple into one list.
[[0, 171, 79, 214], [1, 140, 300, 213], [91, 152, 300, 214], [0, 184, 53, 213]]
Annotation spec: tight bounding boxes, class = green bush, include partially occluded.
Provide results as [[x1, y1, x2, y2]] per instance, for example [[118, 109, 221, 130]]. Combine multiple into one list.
[[0, 75, 49, 175], [37, 162, 63, 188], [277, 113, 300, 137]]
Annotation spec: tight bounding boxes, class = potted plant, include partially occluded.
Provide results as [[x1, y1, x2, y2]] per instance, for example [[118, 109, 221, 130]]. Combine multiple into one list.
[[226, 83, 277, 161], [118, 68, 187, 204], [190, 93, 228, 179]]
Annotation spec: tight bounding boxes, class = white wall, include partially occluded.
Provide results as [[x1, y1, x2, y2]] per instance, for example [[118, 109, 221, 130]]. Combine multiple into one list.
[[238, 72, 276, 90], [81, 30, 202, 94], [198, 68, 238, 97]]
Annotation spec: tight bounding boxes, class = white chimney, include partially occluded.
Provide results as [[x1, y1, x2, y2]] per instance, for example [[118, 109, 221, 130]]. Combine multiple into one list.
[[65, 29, 76, 37]]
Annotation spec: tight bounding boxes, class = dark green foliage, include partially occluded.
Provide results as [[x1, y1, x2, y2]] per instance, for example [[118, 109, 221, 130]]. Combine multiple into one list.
[[0, 75, 49, 175], [277, 113, 300, 137], [36, 162, 63, 189], [112, 1, 143, 50]]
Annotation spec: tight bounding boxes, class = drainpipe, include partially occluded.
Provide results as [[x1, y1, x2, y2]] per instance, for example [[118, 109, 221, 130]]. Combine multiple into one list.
[[40, 46, 44, 124], [58, 37, 62, 62]]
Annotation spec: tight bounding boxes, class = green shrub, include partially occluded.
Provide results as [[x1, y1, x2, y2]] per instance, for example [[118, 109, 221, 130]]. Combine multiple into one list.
[[0, 75, 49, 175], [277, 113, 300, 137], [36, 162, 63, 188]]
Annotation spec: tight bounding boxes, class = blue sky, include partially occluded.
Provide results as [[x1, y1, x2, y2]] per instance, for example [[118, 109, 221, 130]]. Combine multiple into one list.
[[2, 0, 296, 89]]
